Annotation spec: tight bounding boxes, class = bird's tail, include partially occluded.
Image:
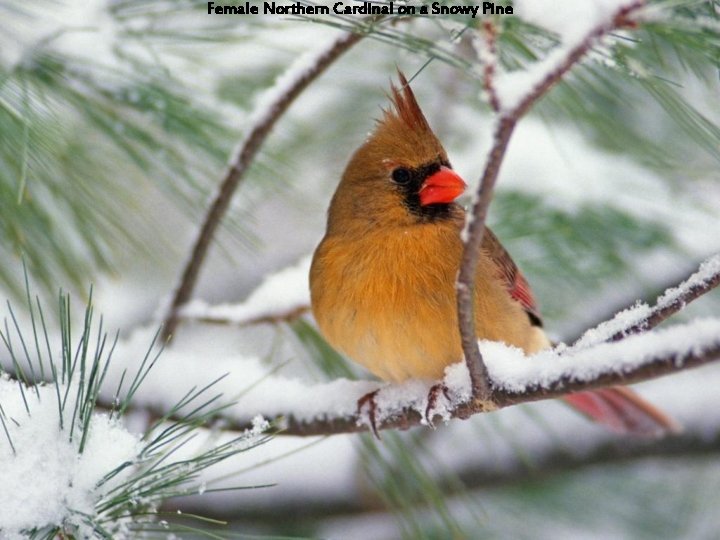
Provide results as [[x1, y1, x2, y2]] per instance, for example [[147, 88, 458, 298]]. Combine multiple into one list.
[[562, 386, 681, 437]]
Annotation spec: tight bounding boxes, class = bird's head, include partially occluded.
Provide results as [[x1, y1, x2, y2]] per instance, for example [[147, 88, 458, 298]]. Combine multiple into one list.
[[326, 72, 466, 232]]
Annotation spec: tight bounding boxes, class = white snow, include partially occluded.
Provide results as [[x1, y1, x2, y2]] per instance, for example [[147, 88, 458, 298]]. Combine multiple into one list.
[[238, 31, 352, 142], [568, 301, 652, 349], [0, 376, 140, 538], [180, 256, 311, 325], [483, 318, 720, 394], [494, 46, 574, 114], [656, 253, 720, 310], [571, 253, 720, 349], [496, 0, 642, 112], [514, 0, 638, 43], [106, 326, 378, 423]]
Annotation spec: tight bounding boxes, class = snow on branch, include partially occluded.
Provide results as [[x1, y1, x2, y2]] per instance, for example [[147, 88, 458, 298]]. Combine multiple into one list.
[[161, 30, 364, 341], [269, 318, 720, 436], [179, 257, 311, 327], [457, 0, 645, 401], [572, 253, 720, 349], [107, 317, 720, 438]]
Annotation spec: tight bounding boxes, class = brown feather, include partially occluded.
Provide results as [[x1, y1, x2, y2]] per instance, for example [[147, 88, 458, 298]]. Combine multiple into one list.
[[482, 229, 543, 326]]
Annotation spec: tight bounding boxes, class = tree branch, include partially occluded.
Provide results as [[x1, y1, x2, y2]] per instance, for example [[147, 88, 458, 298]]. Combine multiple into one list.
[[570, 253, 720, 348], [161, 29, 365, 342], [278, 339, 718, 437], [181, 305, 309, 328], [478, 20, 500, 113], [608, 254, 720, 341], [456, 1, 645, 401], [456, 117, 514, 400], [174, 318, 718, 437]]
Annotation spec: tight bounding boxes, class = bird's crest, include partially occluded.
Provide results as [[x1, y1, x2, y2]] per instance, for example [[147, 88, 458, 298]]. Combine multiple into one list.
[[368, 70, 445, 164], [382, 71, 432, 135]]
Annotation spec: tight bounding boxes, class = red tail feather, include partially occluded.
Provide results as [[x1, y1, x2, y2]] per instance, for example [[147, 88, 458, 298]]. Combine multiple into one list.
[[563, 387, 681, 437]]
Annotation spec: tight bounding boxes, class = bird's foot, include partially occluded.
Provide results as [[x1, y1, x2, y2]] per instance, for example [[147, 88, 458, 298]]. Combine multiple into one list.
[[357, 389, 382, 440], [425, 383, 452, 428]]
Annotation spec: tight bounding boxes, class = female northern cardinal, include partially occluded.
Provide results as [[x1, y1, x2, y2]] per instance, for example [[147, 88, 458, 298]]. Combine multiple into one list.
[[310, 72, 677, 436]]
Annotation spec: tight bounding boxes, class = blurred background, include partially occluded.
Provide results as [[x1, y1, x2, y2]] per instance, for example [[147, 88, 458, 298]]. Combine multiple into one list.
[[1, 0, 720, 538]]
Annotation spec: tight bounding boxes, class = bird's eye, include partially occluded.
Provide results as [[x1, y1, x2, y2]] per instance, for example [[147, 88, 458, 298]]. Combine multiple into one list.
[[391, 168, 412, 185]]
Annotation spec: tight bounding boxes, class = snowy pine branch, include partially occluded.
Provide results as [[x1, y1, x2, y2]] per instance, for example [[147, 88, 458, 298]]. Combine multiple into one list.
[[0, 290, 273, 538], [457, 0, 646, 401], [178, 257, 312, 328], [100, 308, 719, 440], [161, 29, 365, 341], [280, 319, 720, 436], [572, 253, 720, 348]]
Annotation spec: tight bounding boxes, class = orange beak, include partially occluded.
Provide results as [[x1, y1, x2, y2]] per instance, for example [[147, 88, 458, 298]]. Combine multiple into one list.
[[418, 166, 466, 206]]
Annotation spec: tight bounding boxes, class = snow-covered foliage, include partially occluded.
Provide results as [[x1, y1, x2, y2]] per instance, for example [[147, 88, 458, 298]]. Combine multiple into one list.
[[0, 377, 140, 538], [497, 0, 642, 111], [0, 299, 273, 538]]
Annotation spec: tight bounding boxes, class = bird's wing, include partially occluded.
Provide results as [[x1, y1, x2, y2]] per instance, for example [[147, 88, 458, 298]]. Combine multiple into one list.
[[482, 228, 543, 327]]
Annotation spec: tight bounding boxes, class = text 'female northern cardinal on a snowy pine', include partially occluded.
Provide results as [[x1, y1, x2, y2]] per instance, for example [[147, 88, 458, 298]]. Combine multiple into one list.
[[310, 72, 678, 437]]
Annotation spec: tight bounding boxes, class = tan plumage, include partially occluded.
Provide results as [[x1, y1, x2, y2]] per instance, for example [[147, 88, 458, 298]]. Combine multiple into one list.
[[311, 218, 546, 381], [310, 73, 677, 435]]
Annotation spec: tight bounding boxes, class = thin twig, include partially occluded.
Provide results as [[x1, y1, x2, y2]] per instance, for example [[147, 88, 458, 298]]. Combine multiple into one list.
[[563, 265, 710, 344], [457, 116, 515, 399], [608, 254, 720, 341], [566, 253, 720, 349], [161, 29, 365, 342], [456, 1, 645, 401], [479, 20, 500, 113]]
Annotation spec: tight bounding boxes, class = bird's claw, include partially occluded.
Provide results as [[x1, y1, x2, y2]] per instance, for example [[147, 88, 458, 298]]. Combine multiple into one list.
[[425, 383, 452, 428], [357, 389, 382, 440]]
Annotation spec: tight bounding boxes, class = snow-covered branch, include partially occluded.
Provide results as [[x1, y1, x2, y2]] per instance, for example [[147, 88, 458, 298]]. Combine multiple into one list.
[[6, 252, 717, 442], [270, 319, 720, 436], [179, 257, 311, 327], [457, 0, 645, 400], [161, 30, 364, 341], [569, 254, 720, 349], [476, 20, 500, 113], [605, 253, 720, 342], [109, 318, 719, 438]]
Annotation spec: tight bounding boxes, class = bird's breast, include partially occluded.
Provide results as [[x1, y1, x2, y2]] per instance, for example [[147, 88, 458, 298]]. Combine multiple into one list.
[[310, 225, 464, 382]]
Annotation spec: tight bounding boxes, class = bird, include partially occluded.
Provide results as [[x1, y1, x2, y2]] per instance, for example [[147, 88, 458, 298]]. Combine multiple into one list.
[[309, 71, 678, 437]]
